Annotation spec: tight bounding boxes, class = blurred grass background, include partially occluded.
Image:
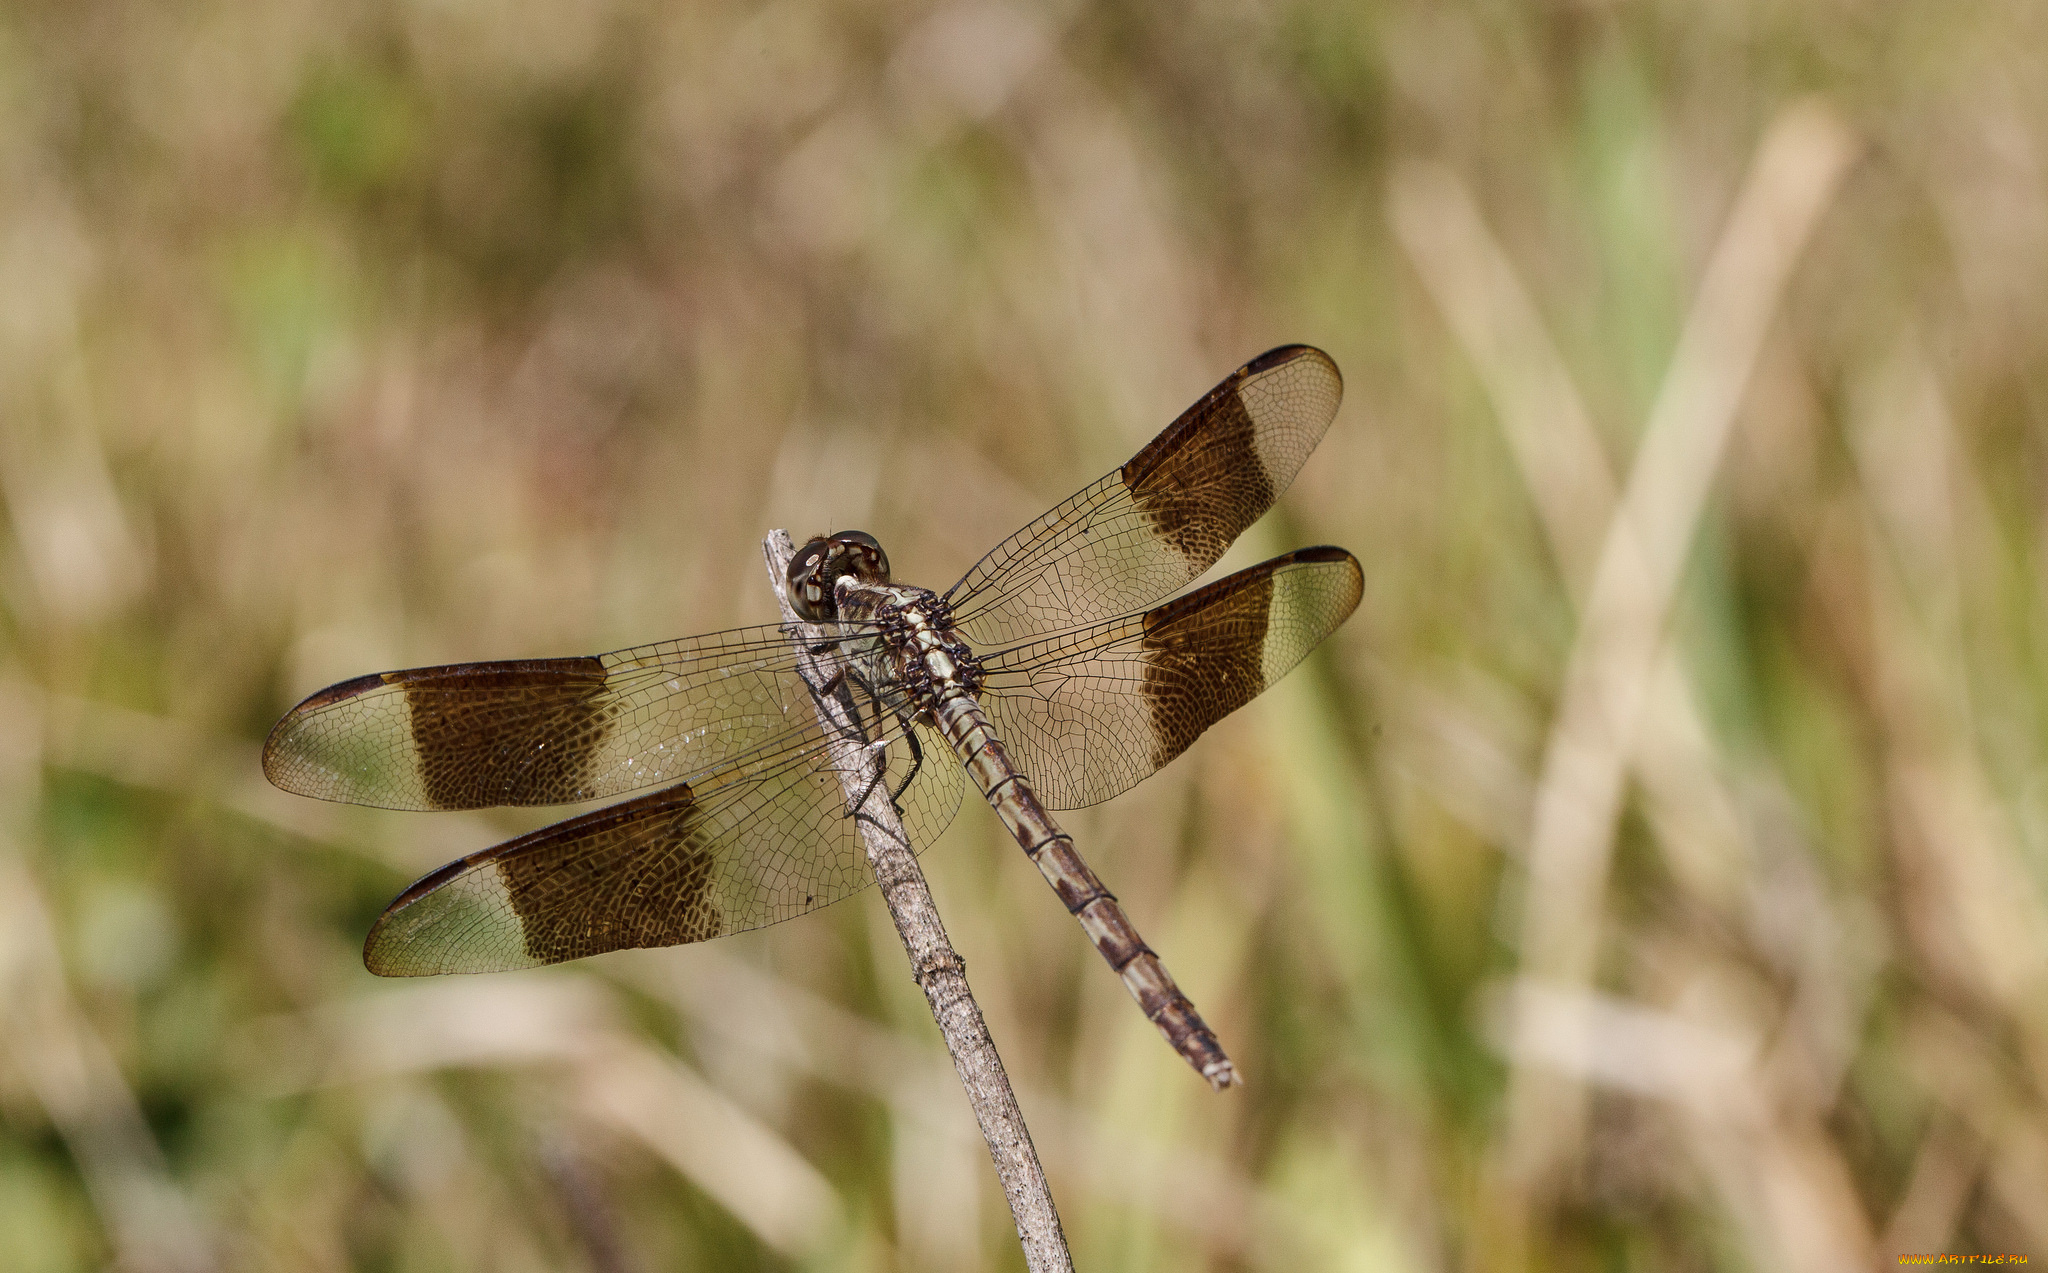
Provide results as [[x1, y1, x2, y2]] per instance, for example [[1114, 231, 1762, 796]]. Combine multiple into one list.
[[1, 0, 2045, 1269]]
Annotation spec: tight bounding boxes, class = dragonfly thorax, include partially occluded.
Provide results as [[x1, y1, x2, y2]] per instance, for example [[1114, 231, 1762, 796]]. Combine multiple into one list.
[[836, 578, 985, 719]]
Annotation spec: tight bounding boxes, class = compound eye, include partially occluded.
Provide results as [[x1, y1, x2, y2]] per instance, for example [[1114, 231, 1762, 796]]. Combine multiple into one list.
[[786, 540, 835, 621], [837, 531, 890, 581]]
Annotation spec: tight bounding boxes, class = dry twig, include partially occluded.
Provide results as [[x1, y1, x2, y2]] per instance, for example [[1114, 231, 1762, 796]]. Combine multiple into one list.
[[760, 530, 1073, 1273]]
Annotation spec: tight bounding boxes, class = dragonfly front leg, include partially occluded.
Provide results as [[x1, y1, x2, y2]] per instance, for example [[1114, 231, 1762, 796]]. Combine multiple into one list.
[[890, 722, 925, 806], [843, 739, 897, 829], [820, 667, 890, 815], [823, 667, 925, 829], [842, 718, 926, 830]]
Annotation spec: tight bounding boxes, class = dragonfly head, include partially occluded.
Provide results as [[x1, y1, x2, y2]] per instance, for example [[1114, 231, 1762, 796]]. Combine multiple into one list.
[[788, 531, 892, 621]]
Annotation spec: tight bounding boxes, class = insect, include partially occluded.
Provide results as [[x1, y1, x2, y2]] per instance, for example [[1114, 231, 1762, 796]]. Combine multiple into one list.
[[265, 346, 1359, 1086]]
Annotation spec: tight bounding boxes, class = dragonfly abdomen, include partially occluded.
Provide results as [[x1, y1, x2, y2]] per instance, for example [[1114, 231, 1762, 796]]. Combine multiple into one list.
[[931, 692, 1240, 1090]]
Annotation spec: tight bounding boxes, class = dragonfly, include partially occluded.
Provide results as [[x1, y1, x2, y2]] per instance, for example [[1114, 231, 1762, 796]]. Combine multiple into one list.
[[264, 345, 1360, 1089]]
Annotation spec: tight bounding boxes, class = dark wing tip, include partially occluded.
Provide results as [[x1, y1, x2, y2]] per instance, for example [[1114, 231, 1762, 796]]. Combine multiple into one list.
[[1283, 544, 1361, 569], [281, 670, 391, 716], [383, 852, 488, 919], [1242, 344, 1342, 393], [1290, 545, 1364, 616]]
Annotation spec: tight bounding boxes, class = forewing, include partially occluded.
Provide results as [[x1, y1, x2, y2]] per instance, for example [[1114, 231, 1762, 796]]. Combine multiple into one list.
[[263, 625, 877, 812], [363, 719, 963, 974], [975, 548, 1362, 810], [946, 346, 1342, 646]]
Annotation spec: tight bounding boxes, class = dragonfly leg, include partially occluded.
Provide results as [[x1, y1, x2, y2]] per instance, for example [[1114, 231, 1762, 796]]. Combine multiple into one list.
[[828, 672, 891, 817], [891, 722, 925, 806], [828, 670, 925, 832], [800, 663, 854, 716], [845, 719, 926, 830], [844, 739, 894, 822]]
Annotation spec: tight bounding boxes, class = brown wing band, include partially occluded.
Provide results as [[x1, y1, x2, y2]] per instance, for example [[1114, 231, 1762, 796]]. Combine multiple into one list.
[[1121, 371, 1275, 566], [395, 657, 612, 808], [1139, 565, 1277, 769], [496, 784, 723, 962]]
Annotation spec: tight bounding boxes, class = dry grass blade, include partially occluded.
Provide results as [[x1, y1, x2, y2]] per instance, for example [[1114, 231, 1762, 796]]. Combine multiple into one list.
[[1399, 105, 1878, 1268], [0, 690, 216, 1273], [1501, 96, 1859, 1202], [244, 977, 846, 1259]]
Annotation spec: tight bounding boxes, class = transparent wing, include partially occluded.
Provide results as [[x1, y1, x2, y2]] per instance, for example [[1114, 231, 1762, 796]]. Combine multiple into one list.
[[975, 548, 1362, 810], [945, 346, 1342, 647], [362, 714, 964, 975], [263, 623, 883, 812]]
